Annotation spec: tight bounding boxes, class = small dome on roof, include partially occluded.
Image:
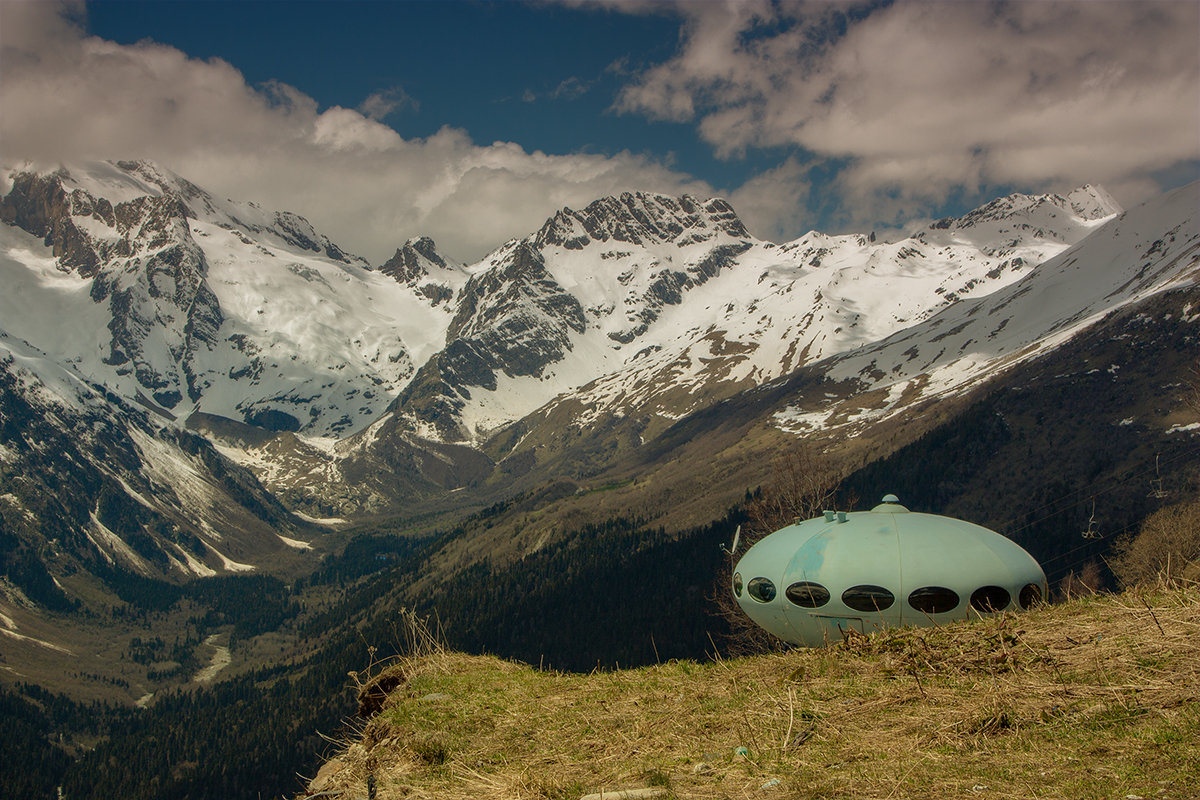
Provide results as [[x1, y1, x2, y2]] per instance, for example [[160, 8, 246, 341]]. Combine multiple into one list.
[[871, 493, 909, 512]]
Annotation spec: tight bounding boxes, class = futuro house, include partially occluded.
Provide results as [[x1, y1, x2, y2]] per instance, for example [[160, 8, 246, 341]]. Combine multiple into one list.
[[732, 495, 1047, 646]]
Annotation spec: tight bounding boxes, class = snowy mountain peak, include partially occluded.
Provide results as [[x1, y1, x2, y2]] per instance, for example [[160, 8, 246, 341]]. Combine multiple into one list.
[[1063, 184, 1123, 221], [534, 191, 751, 251], [379, 236, 457, 280], [113, 159, 212, 206], [931, 184, 1121, 232], [378, 235, 468, 310], [921, 184, 1123, 256], [407, 236, 451, 267], [777, 179, 1198, 440]]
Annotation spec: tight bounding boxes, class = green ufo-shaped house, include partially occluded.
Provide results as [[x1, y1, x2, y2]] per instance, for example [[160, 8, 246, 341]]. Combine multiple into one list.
[[732, 495, 1048, 646]]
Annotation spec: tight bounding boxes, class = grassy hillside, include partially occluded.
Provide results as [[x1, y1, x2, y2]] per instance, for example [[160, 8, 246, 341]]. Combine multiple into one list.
[[302, 585, 1199, 800]]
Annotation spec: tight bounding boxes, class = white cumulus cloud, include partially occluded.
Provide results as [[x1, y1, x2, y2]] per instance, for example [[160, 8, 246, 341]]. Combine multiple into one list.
[[613, 0, 1200, 229], [0, 1, 715, 263]]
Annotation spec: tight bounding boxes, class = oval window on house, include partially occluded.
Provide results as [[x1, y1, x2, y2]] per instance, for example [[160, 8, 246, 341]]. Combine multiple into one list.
[[908, 586, 960, 614], [1019, 583, 1043, 610], [732, 572, 743, 598], [970, 585, 1011, 613], [786, 581, 831, 608], [842, 585, 895, 612], [747, 577, 776, 603]]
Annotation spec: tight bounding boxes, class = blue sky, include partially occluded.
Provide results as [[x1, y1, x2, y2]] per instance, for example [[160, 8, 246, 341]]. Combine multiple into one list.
[[3, 1, 1198, 263], [84, 1, 786, 196]]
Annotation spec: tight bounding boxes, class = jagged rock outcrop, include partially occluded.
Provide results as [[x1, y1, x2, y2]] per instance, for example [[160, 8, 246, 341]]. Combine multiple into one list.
[[117, 159, 362, 265], [378, 236, 463, 306], [534, 192, 749, 250], [2, 168, 223, 408], [396, 242, 586, 440]]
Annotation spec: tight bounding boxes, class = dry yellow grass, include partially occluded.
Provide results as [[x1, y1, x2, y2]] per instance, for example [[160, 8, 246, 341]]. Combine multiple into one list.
[[302, 583, 1200, 800]]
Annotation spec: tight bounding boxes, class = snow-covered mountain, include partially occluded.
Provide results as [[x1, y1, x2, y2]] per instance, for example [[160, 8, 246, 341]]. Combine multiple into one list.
[[1, 161, 467, 438], [1, 160, 1123, 449], [375, 182, 1121, 447], [491, 184, 1123, 441], [0, 326, 315, 587], [3, 158, 1196, 571], [771, 180, 1198, 437]]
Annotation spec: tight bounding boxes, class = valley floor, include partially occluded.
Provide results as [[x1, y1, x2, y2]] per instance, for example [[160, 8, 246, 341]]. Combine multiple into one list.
[[303, 585, 1200, 800]]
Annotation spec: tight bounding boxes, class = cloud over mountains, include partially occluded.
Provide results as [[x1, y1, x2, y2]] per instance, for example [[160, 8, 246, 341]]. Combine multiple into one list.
[[615, 0, 1199, 225], [1, 0, 1196, 262], [0, 1, 710, 263]]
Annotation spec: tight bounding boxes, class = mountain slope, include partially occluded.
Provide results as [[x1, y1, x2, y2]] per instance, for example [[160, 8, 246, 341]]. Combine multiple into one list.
[[232, 182, 1125, 514], [0, 330, 315, 588], [0, 161, 467, 438], [774, 180, 1199, 437], [3, 161, 1194, 570]]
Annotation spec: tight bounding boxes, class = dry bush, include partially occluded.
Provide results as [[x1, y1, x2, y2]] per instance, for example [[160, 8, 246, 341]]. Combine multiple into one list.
[[1109, 498, 1200, 588], [1056, 559, 1104, 600], [713, 445, 840, 655], [743, 446, 839, 540]]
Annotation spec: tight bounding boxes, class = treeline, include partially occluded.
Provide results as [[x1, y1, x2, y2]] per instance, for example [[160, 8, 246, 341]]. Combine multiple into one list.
[[837, 365, 1196, 589], [0, 653, 356, 800], [0, 683, 131, 800], [1, 633, 337, 798], [92, 564, 302, 639], [412, 511, 743, 671], [55, 656, 353, 800], [0, 528, 443, 800]]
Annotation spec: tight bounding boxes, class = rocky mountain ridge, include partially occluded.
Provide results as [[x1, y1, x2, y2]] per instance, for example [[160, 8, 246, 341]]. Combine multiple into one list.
[[1, 161, 1121, 444], [3, 159, 1196, 579]]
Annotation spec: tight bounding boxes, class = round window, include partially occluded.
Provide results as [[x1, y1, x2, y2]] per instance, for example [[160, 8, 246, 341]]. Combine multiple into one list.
[[970, 585, 1011, 613], [747, 577, 776, 603], [732, 572, 743, 598], [842, 585, 895, 612], [785, 581, 830, 608], [1019, 583, 1043, 610], [908, 586, 960, 614]]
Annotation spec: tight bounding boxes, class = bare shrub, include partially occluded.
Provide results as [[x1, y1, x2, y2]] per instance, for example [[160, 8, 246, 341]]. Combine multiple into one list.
[[713, 445, 841, 655], [744, 446, 840, 542], [1110, 498, 1200, 588], [1056, 559, 1104, 600]]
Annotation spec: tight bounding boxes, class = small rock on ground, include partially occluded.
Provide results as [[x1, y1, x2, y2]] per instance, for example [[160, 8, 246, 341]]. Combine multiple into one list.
[[579, 788, 669, 800]]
